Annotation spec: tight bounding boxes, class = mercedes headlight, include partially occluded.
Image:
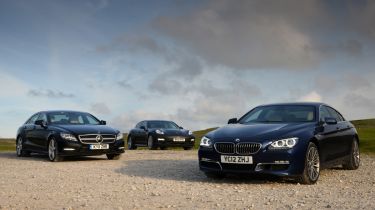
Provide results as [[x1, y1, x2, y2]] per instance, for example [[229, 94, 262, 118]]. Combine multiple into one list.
[[188, 130, 193, 135], [60, 133, 78, 141], [116, 133, 124, 140], [269, 137, 298, 149], [156, 129, 164, 135], [200, 136, 212, 148]]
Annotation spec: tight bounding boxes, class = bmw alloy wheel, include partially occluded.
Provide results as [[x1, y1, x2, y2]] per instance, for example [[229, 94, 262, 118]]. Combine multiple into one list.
[[353, 140, 360, 167], [306, 145, 320, 182]]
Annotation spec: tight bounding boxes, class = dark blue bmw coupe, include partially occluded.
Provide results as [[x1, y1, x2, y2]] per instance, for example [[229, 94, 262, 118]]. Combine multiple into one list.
[[198, 102, 360, 184]]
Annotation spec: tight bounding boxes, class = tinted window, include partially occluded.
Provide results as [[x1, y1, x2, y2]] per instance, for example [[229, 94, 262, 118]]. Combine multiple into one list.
[[37, 113, 48, 122], [47, 112, 100, 125], [239, 105, 316, 123], [320, 106, 332, 121], [326, 107, 344, 122], [147, 121, 179, 129], [26, 114, 39, 124]]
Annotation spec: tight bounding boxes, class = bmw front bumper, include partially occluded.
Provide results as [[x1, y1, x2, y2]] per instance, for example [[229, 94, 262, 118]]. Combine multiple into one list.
[[198, 146, 306, 177]]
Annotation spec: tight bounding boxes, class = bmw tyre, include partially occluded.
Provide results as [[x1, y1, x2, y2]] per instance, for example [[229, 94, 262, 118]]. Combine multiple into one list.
[[343, 139, 360, 170], [127, 136, 137, 150], [204, 172, 225, 179], [16, 137, 30, 157], [147, 136, 157, 150], [297, 142, 320, 184], [48, 138, 63, 162]]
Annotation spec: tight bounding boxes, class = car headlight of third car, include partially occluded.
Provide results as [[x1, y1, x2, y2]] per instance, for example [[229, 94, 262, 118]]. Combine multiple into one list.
[[188, 130, 193, 135], [269, 137, 298, 149], [116, 133, 123, 141], [60, 133, 78, 141], [200, 136, 212, 148], [155, 129, 164, 135]]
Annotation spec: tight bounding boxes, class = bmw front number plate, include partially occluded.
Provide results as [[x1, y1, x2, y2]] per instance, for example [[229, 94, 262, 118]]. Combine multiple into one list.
[[89, 144, 109, 150], [221, 155, 253, 164]]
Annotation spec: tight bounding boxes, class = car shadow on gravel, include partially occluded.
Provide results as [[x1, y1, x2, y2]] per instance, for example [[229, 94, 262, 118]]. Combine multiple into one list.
[[0, 152, 109, 162], [115, 159, 291, 184]]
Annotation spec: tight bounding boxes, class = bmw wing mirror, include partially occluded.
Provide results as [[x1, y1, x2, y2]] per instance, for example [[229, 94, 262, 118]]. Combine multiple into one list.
[[140, 125, 146, 130], [325, 117, 337, 125], [100, 120, 106, 125], [179, 126, 183, 129], [228, 118, 238, 124]]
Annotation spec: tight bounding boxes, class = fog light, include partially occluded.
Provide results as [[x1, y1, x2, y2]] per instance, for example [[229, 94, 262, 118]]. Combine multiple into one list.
[[158, 138, 165, 141], [63, 148, 75, 151], [191, 139, 195, 141]]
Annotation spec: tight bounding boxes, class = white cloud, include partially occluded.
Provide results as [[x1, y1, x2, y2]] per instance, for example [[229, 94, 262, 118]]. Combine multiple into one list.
[[299, 91, 322, 102]]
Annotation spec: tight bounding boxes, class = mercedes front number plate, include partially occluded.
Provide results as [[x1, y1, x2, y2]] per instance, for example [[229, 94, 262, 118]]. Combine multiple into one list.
[[89, 144, 109, 150]]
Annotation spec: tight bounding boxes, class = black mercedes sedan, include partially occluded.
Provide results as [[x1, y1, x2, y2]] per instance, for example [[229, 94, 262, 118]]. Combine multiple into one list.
[[127, 120, 195, 150], [16, 110, 125, 161], [198, 103, 360, 184]]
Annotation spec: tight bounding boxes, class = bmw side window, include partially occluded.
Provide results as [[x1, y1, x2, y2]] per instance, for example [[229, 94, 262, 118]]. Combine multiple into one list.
[[327, 107, 343, 122], [319, 106, 332, 122]]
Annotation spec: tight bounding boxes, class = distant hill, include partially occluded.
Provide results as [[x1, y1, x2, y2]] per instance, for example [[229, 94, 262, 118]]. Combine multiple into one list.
[[1, 119, 374, 152], [350, 119, 375, 128], [193, 127, 218, 149]]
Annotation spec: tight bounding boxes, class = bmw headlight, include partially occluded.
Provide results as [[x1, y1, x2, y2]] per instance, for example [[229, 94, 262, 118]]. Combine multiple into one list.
[[200, 136, 212, 148], [269, 137, 298, 149], [60, 133, 78, 141], [155, 129, 164, 135], [116, 133, 124, 141], [188, 130, 193, 135]]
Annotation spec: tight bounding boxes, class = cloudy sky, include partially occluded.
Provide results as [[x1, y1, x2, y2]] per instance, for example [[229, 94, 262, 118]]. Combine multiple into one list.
[[0, 0, 374, 137]]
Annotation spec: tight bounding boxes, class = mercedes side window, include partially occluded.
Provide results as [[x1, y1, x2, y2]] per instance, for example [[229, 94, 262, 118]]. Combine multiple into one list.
[[37, 113, 48, 122], [135, 122, 141, 129], [26, 114, 39, 124]]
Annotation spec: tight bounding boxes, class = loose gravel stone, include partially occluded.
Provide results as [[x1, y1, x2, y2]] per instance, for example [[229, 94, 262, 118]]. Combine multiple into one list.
[[0, 151, 374, 209]]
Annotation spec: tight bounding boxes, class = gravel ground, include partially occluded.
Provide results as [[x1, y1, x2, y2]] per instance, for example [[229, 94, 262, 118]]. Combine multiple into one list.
[[0, 150, 374, 210]]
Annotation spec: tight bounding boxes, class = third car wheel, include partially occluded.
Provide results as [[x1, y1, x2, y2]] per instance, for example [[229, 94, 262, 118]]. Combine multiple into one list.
[[297, 142, 320, 185], [48, 138, 63, 162], [106, 154, 121, 160], [127, 136, 137, 150], [147, 136, 157, 150], [343, 138, 360, 170]]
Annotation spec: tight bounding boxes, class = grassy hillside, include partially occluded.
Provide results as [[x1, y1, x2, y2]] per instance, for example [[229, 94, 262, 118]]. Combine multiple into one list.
[[0, 119, 374, 153], [193, 127, 218, 149], [351, 119, 375, 154], [0, 139, 15, 151]]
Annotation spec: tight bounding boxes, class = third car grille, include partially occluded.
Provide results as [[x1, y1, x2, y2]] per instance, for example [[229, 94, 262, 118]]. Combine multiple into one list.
[[215, 142, 261, 155], [78, 134, 116, 144]]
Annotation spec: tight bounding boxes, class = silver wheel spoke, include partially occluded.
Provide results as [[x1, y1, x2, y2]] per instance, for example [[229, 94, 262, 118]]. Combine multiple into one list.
[[307, 146, 320, 181]]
